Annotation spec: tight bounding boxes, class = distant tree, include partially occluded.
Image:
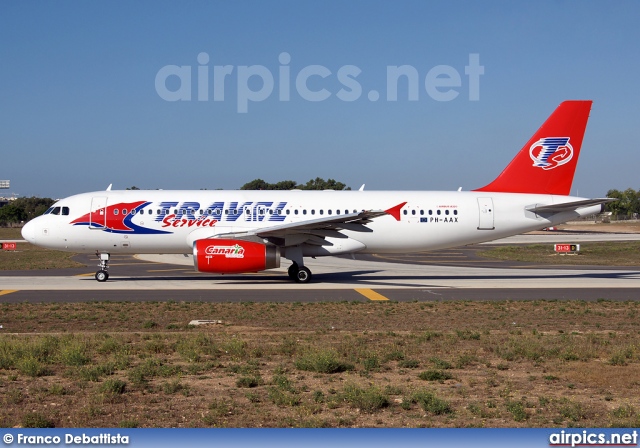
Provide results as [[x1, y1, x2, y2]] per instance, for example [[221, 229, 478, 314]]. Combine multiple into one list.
[[606, 189, 624, 215], [606, 188, 640, 217], [0, 203, 25, 225], [240, 179, 273, 190], [126, 186, 140, 190], [623, 188, 640, 216], [241, 178, 350, 191], [273, 180, 298, 190], [300, 177, 349, 191], [0, 197, 55, 225]]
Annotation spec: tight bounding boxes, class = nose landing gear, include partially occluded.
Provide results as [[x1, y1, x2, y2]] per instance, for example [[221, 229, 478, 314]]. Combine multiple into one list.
[[95, 252, 110, 282]]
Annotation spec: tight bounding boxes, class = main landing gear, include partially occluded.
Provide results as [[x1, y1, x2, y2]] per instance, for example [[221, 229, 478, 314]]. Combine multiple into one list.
[[95, 252, 110, 282], [287, 262, 312, 283]]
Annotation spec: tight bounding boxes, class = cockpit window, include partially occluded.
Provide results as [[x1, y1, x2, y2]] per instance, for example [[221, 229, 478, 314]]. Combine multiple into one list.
[[61, 207, 70, 216], [51, 207, 61, 215], [44, 207, 53, 215]]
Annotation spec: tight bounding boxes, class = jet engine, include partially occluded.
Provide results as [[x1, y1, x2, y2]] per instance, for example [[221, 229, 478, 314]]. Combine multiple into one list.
[[193, 239, 280, 274]]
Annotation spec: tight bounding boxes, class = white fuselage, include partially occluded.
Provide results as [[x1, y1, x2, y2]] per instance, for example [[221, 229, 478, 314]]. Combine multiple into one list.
[[21, 190, 601, 258]]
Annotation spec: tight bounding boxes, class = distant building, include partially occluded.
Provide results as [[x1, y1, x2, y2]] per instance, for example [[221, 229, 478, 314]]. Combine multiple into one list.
[[0, 180, 12, 207]]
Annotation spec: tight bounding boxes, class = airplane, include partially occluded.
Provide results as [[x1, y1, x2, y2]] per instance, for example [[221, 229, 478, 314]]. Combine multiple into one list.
[[21, 100, 613, 283]]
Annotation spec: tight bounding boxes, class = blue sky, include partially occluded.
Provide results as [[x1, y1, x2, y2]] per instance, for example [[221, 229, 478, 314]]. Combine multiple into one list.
[[1, 1, 638, 199]]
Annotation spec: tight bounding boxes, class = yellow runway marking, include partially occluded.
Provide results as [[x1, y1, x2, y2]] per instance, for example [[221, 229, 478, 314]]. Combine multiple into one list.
[[355, 288, 390, 301], [75, 273, 95, 277], [0, 290, 18, 296]]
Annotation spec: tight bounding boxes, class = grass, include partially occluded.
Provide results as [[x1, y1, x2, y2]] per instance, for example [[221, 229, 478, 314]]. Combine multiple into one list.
[[0, 227, 84, 269], [1, 300, 640, 427], [478, 241, 640, 266], [0, 243, 84, 270]]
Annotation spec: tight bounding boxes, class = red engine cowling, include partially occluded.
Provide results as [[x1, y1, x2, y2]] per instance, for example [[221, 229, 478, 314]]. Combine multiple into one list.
[[193, 239, 280, 274]]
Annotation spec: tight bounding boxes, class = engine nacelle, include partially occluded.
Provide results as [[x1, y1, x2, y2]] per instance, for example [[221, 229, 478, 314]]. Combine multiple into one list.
[[193, 239, 280, 274]]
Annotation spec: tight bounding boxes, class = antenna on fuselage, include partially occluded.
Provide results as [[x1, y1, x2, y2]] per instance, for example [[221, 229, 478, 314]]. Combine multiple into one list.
[[359, 184, 365, 191], [106, 184, 112, 191]]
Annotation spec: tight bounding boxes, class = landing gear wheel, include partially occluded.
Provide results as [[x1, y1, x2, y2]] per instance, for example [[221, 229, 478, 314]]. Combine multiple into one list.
[[288, 262, 299, 280], [295, 266, 312, 283], [95, 252, 110, 282]]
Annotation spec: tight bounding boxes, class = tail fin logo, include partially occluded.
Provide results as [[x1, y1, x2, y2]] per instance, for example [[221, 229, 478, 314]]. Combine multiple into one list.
[[529, 137, 573, 170]]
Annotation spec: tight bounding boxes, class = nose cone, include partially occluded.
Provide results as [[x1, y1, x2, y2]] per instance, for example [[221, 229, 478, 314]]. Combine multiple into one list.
[[21, 220, 36, 244]]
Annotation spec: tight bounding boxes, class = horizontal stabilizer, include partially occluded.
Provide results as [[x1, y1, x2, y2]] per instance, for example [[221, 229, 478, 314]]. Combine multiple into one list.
[[526, 198, 615, 214]]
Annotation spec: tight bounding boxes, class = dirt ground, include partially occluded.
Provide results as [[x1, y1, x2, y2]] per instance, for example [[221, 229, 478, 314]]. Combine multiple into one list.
[[2, 301, 640, 428]]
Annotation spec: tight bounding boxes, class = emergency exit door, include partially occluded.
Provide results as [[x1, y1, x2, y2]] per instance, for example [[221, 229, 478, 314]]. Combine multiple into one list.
[[477, 197, 495, 230]]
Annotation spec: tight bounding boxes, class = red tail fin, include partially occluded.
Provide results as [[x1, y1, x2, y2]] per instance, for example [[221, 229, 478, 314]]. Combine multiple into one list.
[[474, 100, 592, 195]]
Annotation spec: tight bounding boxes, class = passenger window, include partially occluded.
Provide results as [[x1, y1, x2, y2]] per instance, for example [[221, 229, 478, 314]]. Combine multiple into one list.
[[114, 209, 119, 215], [294, 210, 299, 215], [454, 210, 458, 215], [403, 210, 407, 215], [214, 209, 221, 215], [328, 210, 332, 215], [311, 210, 315, 215], [303, 210, 307, 215], [320, 210, 324, 215], [429, 210, 432, 215], [420, 210, 424, 215], [286, 210, 290, 215], [411, 210, 416, 215], [149, 209, 153, 215], [123, 209, 128, 215], [445, 210, 449, 215], [437, 210, 441, 215]]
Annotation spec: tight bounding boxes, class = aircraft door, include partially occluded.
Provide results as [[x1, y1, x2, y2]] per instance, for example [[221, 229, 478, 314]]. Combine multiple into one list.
[[477, 197, 495, 230], [90, 197, 107, 229]]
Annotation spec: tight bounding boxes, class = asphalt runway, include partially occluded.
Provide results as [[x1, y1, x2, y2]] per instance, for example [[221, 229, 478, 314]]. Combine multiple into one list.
[[1, 233, 640, 302]]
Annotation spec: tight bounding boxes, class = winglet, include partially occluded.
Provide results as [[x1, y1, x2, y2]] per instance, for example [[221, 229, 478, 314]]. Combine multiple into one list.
[[385, 202, 407, 221]]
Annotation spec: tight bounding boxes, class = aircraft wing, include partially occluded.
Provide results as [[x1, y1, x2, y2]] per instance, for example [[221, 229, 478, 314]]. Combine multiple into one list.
[[211, 202, 406, 246], [526, 198, 615, 214]]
